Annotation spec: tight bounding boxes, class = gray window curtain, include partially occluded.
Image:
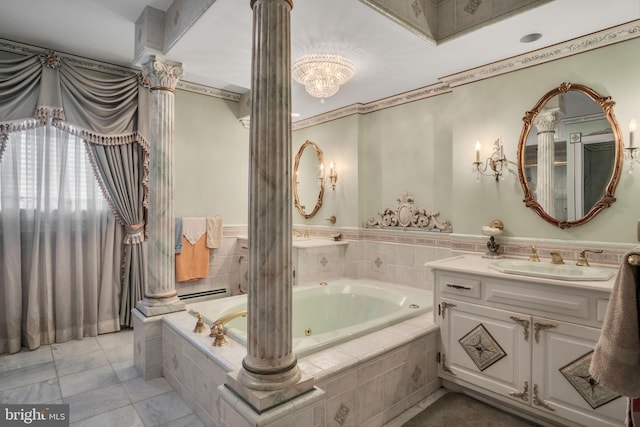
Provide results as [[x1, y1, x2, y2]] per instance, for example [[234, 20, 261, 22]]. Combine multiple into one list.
[[85, 141, 148, 327], [0, 123, 123, 354], [0, 49, 151, 348]]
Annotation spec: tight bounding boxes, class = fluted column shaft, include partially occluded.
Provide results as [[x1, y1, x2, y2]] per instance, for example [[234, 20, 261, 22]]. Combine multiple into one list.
[[533, 110, 558, 216], [239, 0, 300, 391], [137, 56, 185, 316]]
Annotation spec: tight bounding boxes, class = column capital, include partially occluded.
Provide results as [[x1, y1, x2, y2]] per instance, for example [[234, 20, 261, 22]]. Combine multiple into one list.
[[143, 56, 184, 92], [251, 0, 293, 9], [533, 109, 560, 133]]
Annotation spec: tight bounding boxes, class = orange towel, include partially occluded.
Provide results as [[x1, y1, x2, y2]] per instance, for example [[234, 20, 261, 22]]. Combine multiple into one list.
[[175, 234, 209, 282]]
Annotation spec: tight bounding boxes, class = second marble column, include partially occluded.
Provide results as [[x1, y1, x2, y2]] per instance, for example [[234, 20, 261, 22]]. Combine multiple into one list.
[[238, 0, 301, 391]]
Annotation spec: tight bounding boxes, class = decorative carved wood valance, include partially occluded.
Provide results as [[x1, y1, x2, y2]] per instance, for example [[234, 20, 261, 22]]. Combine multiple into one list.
[[366, 192, 452, 232]]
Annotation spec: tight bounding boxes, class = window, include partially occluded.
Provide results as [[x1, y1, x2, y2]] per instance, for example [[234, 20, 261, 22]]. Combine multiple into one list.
[[2, 121, 107, 212]]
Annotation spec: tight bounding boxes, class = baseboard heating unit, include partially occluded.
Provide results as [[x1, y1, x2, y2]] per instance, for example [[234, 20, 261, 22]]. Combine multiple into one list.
[[178, 287, 230, 303]]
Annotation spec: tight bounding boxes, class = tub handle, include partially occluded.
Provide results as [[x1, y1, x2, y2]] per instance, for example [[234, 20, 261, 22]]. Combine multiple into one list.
[[446, 284, 471, 290]]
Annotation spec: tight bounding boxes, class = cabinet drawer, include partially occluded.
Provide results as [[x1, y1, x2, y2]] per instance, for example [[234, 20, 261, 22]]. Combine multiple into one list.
[[486, 281, 588, 319], [439, 274, 481, 299]]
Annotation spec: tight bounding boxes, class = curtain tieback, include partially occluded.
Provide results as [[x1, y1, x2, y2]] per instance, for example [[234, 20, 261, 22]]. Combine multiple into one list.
[[124, 220, 145, 245]]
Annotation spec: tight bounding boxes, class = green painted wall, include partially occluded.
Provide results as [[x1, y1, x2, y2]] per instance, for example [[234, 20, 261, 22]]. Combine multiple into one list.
[[174, 37, 640, 243], [174, 90, 249, 223]]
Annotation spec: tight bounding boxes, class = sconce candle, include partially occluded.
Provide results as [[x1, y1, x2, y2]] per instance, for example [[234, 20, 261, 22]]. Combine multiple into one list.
[[327, 161, 338, 190], [625, 119, 640, 173], [473, 138, 507, 181]]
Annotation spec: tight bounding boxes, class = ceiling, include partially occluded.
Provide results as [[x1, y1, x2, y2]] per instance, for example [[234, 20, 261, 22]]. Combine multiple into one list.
[[0, 0, 638, 121]]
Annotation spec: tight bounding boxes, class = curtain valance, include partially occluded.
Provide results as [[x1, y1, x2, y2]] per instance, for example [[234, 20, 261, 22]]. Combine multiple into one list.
[[0, 50, 149, 138]]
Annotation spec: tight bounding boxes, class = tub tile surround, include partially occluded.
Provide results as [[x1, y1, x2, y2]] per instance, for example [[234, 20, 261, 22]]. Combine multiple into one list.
[[218, 225, 636, 297], [161, 304, 439, 427], [295, 243, 349, 285]]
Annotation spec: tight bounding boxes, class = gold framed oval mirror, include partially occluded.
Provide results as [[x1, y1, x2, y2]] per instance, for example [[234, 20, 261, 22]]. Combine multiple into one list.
[[517, 82, 623, 229], [293, 140, 325, 218]]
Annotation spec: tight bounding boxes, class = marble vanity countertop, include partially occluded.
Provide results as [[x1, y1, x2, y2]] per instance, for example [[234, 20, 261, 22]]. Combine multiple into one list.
[[425, 254, 619, 292]]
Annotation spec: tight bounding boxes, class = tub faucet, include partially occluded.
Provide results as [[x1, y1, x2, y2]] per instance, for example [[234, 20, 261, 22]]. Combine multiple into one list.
[[210, 310, 247, 347], [549, 251, 564, 264]]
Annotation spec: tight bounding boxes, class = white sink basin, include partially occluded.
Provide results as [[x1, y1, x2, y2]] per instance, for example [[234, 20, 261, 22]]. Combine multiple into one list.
[[490, 259, 615, 281]]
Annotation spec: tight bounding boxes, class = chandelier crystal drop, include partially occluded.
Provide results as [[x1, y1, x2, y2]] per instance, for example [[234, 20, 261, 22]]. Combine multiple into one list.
[[292, 54, 356, 100]]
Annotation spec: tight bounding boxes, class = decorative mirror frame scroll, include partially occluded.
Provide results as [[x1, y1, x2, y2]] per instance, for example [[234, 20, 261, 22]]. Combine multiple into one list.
[[366, 192, 452, 232], [517, 82, 623, 229], [293, 140, 325, 219]]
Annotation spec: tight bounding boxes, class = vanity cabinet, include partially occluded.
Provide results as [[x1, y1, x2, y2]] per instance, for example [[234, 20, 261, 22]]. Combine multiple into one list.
[[431, 255, 625, 427]]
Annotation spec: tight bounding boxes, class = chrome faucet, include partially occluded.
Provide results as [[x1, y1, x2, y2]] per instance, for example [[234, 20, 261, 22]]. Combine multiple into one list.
[[210, 310, 247, 347], [549, 251, 564, 264], [576, 249, 603, 267]]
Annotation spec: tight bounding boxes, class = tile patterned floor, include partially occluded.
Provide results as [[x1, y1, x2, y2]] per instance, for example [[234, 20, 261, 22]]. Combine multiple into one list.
[[1, 328, 444, 427], [0, 329, 204, 427]]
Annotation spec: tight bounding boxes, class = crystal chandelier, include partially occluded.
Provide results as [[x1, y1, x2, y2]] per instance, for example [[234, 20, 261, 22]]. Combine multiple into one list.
[[292, 54, 355, 101]]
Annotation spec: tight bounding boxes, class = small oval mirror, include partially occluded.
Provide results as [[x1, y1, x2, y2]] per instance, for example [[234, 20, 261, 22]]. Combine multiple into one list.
[[517, 83, 623, 228], [293, 140, 325, 218]]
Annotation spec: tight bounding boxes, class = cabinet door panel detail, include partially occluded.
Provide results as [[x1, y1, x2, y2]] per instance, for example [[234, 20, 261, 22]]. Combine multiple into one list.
[[440, 299, 530, 400], [559, 351, 620, 409], [458, 323, 507, 371], [532, 318, 626, 427]]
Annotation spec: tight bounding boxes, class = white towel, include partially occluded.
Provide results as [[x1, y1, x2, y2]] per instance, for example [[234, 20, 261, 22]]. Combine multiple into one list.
[[206, 215, 223, 249], [589, 251, 640, 398], [182, 217, 206, 245]]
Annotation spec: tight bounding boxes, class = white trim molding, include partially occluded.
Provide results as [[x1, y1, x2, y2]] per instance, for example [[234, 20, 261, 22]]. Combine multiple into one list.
[[440, 20, 640, 88]]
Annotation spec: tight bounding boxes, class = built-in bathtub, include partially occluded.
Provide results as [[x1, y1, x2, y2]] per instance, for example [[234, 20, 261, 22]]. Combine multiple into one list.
[[187, 278, 432, 357], [160, 279, 439, 426]]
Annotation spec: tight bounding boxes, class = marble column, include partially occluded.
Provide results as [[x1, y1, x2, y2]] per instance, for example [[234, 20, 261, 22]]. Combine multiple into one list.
[[238, 0, 301, 391], [136, 56, 185, 317], [533, 110, 559, 216]]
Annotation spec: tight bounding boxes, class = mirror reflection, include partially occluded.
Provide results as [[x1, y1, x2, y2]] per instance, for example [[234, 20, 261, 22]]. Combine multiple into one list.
[[293, 140, 325, 218], [517, 83, 622, 228]]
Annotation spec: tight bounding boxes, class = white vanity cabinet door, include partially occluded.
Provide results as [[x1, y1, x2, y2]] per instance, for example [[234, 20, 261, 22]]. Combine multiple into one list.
[[531, 317, 626, 427], [439, 298, 531, 403]]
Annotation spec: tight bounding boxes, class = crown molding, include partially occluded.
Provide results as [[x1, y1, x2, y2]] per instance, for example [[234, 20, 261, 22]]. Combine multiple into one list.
[[0, 38, 136, 77], [292, 82, 451, 130], [176, 80, 242, 102], [440, 20, 640, 88]]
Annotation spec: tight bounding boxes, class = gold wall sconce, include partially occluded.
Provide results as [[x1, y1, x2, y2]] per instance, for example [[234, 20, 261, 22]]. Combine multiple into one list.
[[625, 118, 639, 173], [326, 161, 338, 190], [473, 138, 507, 181]]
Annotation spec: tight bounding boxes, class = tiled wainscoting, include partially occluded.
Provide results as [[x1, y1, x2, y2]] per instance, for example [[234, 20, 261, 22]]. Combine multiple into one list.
[[177, 225, 637, 301], [159, 309, 439, 427]]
